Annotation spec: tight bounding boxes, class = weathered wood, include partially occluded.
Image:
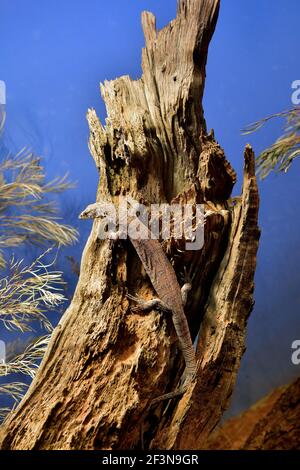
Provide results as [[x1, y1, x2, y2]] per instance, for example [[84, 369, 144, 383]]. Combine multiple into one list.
[[151, 145, 260, 449], [0, 0, 260, 450]]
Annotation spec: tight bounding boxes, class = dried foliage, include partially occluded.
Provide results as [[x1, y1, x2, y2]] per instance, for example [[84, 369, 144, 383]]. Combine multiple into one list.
[[0, 384, 28, 404], [0, 336, 50, 379], [0, 109, 77, 421], [0, 149, 78, 268], [0, 249, 65, 332], [243, 107, 300, 179], [0, 337, 50, 421]]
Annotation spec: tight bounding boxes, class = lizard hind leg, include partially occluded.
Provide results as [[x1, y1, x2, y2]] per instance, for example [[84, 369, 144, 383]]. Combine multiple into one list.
[[139, 383, 189, 451], [150, 361, 199, 407], [150, 384, 187, 407], [180, 265, 195, 306]]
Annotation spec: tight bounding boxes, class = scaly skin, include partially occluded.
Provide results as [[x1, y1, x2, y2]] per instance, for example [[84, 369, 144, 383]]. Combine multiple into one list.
[[79, 202, 197, 404], [131, 238, 197, 397]]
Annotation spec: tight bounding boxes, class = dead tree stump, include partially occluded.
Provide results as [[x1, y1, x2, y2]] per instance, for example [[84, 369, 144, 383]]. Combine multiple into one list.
[[0, 0, 260, 450]]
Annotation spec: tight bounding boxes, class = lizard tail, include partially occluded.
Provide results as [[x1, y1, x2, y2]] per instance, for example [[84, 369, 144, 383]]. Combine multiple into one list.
[[150, 373, 195, 406], [150, 359, 200, 406]]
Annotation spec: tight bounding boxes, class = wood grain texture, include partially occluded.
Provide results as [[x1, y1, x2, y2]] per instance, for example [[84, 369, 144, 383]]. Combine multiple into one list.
[[0, 0, 260, 450]]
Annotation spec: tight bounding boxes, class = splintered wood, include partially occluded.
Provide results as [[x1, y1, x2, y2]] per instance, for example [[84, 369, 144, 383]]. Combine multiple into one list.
[[0, 0, 259, 450]]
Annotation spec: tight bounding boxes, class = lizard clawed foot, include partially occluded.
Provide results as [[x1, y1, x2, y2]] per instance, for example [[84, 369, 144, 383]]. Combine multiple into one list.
[[180, 265, 196, 284], [126, 294, 147, 313], [126, 294, 171, 313]]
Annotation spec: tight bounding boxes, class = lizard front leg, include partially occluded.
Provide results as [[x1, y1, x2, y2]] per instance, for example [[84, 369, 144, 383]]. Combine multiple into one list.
[[128, 264, 193, 313], [126, 294, 171, 314]]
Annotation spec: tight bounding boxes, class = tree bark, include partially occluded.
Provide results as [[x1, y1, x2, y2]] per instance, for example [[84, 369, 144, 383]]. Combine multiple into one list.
[[0, 0, 260, 450]]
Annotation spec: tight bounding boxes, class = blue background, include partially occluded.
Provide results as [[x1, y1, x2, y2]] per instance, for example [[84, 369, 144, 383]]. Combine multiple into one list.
[[1, 0, 300, 416]]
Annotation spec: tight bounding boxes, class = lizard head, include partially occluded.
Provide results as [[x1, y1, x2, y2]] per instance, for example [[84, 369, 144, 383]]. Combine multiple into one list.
[[79, 203, 104, 220], [79, 202, 116, 222]]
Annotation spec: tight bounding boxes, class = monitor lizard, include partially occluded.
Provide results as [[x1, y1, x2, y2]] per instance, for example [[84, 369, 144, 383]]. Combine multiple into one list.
[[79, 200, 198, 406]]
